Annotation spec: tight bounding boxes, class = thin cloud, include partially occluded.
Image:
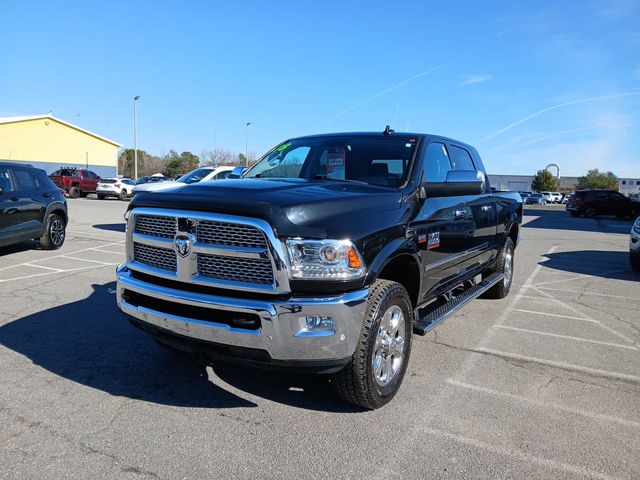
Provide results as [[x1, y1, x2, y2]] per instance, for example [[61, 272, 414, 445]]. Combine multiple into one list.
[[478, 92, 640, 142], [460, 74, 493, 86]]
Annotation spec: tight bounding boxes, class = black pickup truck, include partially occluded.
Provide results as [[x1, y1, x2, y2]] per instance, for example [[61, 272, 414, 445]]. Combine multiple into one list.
[[116, 130, 522, 409]]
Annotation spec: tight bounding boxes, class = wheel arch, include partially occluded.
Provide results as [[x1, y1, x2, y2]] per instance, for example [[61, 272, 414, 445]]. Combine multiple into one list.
[[366, 241, 421, 308]]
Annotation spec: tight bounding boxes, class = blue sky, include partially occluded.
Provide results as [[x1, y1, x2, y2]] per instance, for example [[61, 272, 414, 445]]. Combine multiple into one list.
[[1, 0, 639, 176]]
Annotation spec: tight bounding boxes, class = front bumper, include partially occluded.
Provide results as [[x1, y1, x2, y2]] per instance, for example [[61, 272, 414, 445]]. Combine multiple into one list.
[[630, 230, 640, 254], [116, 263, 368, 367]]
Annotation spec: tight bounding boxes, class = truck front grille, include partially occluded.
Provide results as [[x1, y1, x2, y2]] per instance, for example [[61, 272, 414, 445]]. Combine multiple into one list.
[[133, 243, 177, 272], [197, 253, 273, 284], [128, 210, 284, 292], [134, 215, 177, 239]]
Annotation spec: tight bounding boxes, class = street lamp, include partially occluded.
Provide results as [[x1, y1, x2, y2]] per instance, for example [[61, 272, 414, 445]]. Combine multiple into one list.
[[245, 122, 252, 167], [133, 96, 141, 179]]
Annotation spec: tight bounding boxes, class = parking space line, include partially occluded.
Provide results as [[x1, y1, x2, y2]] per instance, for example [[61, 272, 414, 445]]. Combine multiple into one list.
[[90, 248, 125, 255], [476, 347, 640, 384], [494, 325, 638, 350], [513, 309, 597, 323], [533, 286, 640, 301], [420, 426, 619, 480], [23, 263, 64, 272], [447, 378, 640, 429], [60, 255, 115, 266], [0, 263, 118, 283]]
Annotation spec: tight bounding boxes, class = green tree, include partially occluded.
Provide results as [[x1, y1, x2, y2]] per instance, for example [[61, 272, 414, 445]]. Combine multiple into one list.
[[531, 169, 558, 192], [577, 169, 618, 190], [164, 150, 200, 178]]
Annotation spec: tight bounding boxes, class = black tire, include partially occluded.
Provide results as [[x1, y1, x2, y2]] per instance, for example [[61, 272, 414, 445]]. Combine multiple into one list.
[[39, 213, 65, 250], [482, 236, 515, 299], [97, 194, 106, 200], [584, 206, 597, 218], [119, 189, 128, 201], [68, 187, 79, 199], [631, 253, 640, 274], [333, 279, 413, 410]]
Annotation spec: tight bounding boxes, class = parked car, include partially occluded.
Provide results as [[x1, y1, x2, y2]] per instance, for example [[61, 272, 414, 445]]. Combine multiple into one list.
[[132, 166, 235, 196], [49, 168, 100, 198], [540, 191, 562, 203], [525, 193, 547, 205], [561, 193, 573, 204], [518, 191, 532, 202], [117, 130, 523, 409], [0, 161, 68, 249], [97, 177, 136, 200], [566, 190, 640, 218], [135, 176, 166, 185], [631, 216, 640, 273]]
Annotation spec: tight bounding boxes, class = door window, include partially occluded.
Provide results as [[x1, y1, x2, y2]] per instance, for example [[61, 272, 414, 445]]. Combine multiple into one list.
[[449, 145, 476, 170], [423, 142, 452, 182], [13, 169, 41, 191], [0, 167, 16, 193]]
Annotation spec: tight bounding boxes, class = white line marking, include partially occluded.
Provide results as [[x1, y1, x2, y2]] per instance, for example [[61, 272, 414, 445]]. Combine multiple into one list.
[[447, 378, 640, 429], [421, 426, 619, 480], [90, 248, 125, 255], [0, 241, 124, 272], [60, 255, 113, 266], [513, 309, 597, 322], [476, 347, 640, 383], [495, 325, 638, 350], [533, 286, 640, 301], [0, 263, 118, 283], [22, 263, 64, 272]]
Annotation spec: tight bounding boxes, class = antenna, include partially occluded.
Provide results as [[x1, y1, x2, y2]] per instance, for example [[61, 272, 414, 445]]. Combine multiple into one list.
[[383, 125, 395, 136]]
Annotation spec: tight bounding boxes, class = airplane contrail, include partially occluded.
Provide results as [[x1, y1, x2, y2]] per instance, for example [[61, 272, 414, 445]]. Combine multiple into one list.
[[479, 92, 640, 142]]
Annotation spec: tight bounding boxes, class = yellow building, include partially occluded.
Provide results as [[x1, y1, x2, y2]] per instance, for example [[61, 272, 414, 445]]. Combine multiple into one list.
[[0, 114, 121, 177]]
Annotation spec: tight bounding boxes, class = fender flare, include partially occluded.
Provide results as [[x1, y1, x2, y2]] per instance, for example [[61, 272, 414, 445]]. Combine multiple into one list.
[[364, 238, 421, 287]]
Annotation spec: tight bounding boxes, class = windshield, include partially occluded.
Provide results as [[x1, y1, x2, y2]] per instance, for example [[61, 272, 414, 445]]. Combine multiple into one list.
[[244, 136, 418, 188], [177, 168, 213, 184]]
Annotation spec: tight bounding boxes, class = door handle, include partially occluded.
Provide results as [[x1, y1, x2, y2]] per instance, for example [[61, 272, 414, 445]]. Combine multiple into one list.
[[43, 192, 51, 198], [454, 209, 466, 219], [10, 196, 19, 201]]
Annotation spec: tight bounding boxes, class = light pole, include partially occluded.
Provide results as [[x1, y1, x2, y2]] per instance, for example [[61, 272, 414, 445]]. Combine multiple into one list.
[[133, 96, 141, 179], [245, 122, 251, 166]]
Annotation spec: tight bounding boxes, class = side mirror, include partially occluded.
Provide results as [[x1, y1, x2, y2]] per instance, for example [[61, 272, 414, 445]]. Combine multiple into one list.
[[228, 166, 248, 179], [426, 170, 486, 197]]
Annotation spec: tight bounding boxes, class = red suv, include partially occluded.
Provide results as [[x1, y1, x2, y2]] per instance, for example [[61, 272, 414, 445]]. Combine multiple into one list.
[[566, 190, 640, 218], [49, 168, 101, 198]]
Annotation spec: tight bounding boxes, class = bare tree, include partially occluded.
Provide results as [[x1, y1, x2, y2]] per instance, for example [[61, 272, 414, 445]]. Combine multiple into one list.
[[202, 148, 235, 167]]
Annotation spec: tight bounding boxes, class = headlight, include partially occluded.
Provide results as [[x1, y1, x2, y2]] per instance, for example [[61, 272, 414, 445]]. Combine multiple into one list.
[[286, 239, 365, 280], [633, 217, 640, 234]]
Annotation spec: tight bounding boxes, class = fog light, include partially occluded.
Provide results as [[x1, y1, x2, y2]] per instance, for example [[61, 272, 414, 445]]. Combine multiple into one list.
[[297, 315, 335, 336]]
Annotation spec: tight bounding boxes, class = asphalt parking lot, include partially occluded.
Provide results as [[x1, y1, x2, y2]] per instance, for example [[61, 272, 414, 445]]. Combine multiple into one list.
[[1, 200, 638, 479]]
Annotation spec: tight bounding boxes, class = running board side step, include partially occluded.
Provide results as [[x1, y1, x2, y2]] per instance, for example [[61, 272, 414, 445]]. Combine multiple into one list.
[[413, 272, 504, 336]]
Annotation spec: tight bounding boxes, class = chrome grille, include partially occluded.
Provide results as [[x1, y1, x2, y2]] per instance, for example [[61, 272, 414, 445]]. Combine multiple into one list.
[[197, 221, 267, 248], [133, 243, 177, 272], [197, 253, 273, 284], [134, 215, 177, 239]]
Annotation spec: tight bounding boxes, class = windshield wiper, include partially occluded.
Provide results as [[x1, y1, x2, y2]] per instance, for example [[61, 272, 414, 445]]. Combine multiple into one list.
[[310, 175, 368, 185]]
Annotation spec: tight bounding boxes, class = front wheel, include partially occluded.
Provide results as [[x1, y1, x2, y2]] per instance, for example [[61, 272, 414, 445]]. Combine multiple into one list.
[[482, 236, 515, 299], [333, 279, 413, 410], [584, 206, 597, 218], [68, 187, 79, 199], [39, 213, 66, 249]]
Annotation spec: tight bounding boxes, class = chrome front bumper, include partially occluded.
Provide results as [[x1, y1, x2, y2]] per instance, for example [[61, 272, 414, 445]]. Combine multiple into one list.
[[116, 263, 368, 363], [630, 230, 640, 254]]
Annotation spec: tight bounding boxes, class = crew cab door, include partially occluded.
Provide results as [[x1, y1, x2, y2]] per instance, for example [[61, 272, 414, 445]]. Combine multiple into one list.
[[409, 141, 474, 302], [0, 165, 23, 245], [11, 167, 47, 237], [447, 143, 497, 266]]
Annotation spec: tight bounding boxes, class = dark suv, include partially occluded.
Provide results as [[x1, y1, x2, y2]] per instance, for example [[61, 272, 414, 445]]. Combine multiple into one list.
[[0, 162, 68, 250], [566, 189, 640, 218]]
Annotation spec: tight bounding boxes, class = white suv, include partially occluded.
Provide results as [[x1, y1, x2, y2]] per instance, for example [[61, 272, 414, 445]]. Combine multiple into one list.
[[97, 178, 136, 200], [540, 191, 562, 203]]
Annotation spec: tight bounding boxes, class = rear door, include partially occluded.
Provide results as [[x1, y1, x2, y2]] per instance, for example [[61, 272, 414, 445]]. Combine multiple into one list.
[[0, 166, 23, 245], [11, 167, 46, 237]]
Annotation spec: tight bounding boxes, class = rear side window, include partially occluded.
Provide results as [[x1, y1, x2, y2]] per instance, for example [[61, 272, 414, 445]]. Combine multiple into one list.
[[0, 166, 16, 193], [423, 142, 452, 182], [13, 169, 41, 191], [101, 179, 117, 184], [449, 145, 476, 170]]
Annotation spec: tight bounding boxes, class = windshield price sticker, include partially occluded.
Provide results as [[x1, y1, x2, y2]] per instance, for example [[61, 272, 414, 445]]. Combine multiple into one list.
[[326, 149, 346, 180]]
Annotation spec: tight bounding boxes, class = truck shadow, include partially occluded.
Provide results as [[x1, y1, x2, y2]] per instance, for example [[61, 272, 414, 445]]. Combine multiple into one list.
[[93, 223, 126, 233], [0, 282, 358, 412], [524, 207, 633, 234], [540, 250, 637, 281]]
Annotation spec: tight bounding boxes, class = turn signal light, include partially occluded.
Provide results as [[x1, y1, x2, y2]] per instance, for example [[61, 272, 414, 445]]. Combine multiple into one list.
[[348, 247, 362, 268]]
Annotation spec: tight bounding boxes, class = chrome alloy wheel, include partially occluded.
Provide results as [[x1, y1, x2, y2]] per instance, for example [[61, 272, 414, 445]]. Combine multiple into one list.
[[503, 249, 513, 289], [50, 218, 65, 246], [372, 305, 406, 387]]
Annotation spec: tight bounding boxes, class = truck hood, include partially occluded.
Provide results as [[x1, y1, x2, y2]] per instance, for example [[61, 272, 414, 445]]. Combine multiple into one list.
[[133, 181, 180, 193], [129, 178, 404, 238]]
